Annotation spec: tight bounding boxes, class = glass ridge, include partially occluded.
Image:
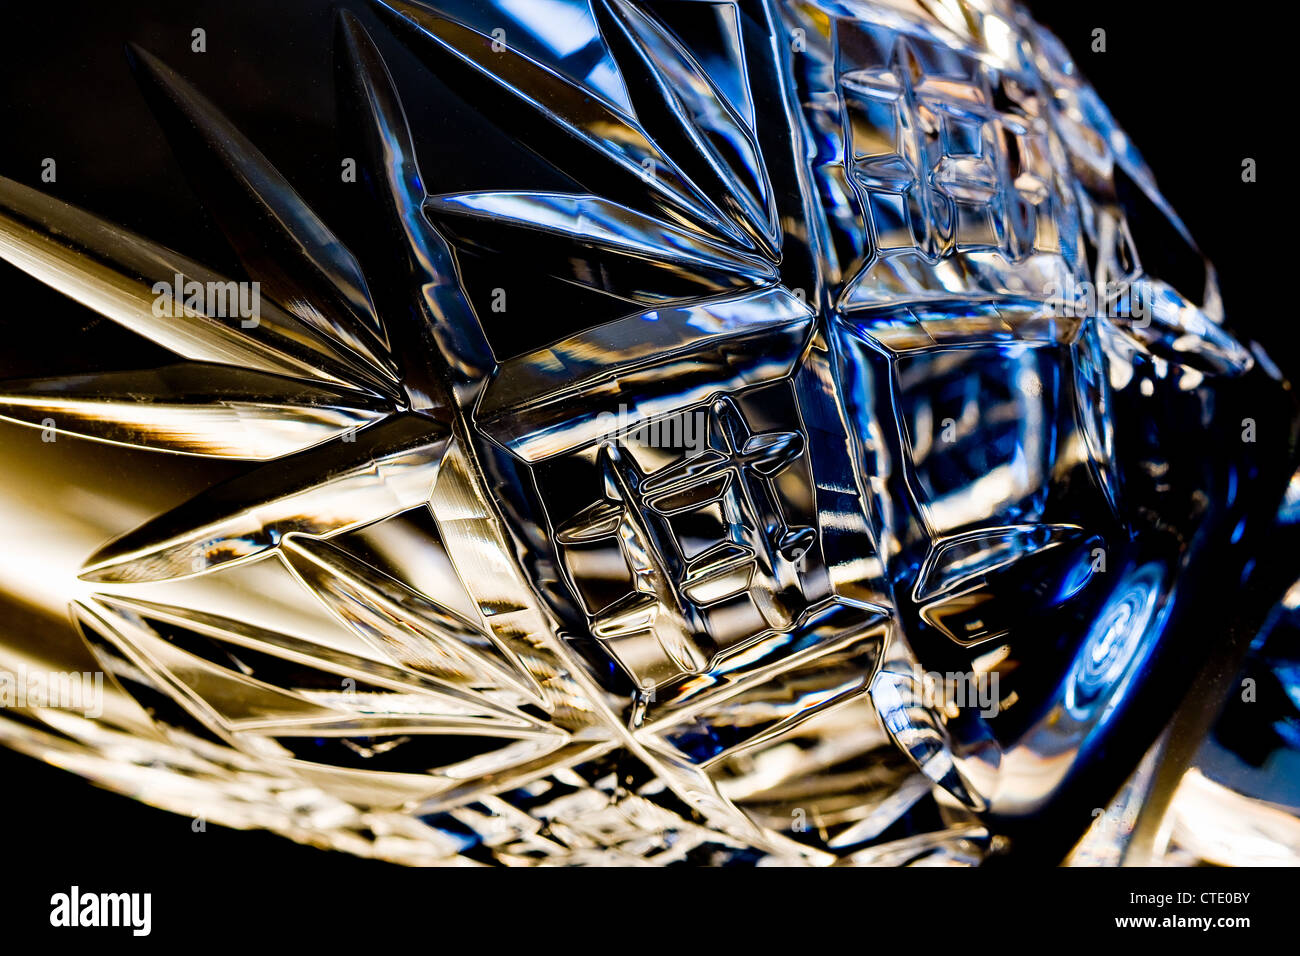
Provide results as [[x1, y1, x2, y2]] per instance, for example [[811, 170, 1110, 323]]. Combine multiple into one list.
[[0, 0, 1294, 867]]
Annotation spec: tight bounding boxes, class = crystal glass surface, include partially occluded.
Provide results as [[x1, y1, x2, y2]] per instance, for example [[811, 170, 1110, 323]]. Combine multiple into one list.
[[0, 0, 1294, 865]]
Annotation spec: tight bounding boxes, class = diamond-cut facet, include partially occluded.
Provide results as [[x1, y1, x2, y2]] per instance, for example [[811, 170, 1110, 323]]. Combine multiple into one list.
[[0, 0, 1292, 866]]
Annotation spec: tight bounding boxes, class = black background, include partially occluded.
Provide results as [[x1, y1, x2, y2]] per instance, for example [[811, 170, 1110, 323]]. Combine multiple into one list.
[[0, 0, 1287, 906]]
